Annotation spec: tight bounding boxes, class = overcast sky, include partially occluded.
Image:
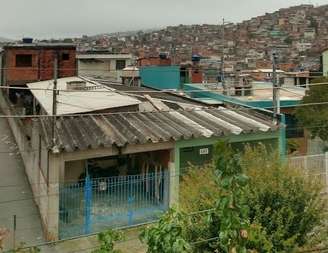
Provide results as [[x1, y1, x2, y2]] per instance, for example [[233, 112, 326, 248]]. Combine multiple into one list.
[[0, 0, 327, 39]]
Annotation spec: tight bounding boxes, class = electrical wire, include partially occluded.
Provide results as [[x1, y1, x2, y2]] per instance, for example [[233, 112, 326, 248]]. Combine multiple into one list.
[[0, 75, 322, 249], [1, 97, 328, 119], [0, 155, 326, 221], [0, 81, 326, 93], [0, 131, 323, 190], [0, 66, 322, 72], [0, 169, 326, 251], [0, 122, 326, 188]]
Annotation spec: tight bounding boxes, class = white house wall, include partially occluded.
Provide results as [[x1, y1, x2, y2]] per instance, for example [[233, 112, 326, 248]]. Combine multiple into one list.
[[78, 58, 133, 81], [323, 50, 328, 77]]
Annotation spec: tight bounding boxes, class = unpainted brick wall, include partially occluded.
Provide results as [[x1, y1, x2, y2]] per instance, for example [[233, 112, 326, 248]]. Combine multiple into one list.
[[4, 48, 76, 85]]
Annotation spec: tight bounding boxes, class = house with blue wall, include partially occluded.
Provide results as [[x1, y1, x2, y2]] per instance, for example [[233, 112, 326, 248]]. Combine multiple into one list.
[[140, 65, 181, 90]]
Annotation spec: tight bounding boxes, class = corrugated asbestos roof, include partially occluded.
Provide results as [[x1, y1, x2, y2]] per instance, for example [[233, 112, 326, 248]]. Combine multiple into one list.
[[27, 77, 141, 115], [40, 107, 277, 153]]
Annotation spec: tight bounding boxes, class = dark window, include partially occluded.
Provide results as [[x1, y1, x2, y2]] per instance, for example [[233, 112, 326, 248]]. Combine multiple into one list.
[[16, 54, 32, 67], [116, 60, 126, 70], [285, 114, 304, 138], [62, 53, 70, 61]]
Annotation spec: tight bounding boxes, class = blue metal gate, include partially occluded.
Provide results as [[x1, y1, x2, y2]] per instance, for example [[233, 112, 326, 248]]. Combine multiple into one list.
[[59, 171, 169, 239]]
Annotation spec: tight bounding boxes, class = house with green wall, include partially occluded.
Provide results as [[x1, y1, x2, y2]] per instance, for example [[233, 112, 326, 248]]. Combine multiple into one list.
[[5, 75, 283, 241], [31, 106, 280, 240]]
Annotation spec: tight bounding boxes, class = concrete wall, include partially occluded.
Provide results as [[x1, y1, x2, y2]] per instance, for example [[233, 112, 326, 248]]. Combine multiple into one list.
[[284, 77, 295, 86], [137, 57, 172, 67], [140, 65, 181, 90], [65, 160, 85, 182], [307, 136, 327, 155], [323, 50, 328, 77], [78, 58, 133, 82], [0, 92, 33, 172]]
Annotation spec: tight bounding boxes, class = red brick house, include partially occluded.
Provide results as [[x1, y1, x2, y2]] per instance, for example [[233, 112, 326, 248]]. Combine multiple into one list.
[[137, 56, 172, 67], [0, 41, 76, 87], [0, 40, 76, 108]]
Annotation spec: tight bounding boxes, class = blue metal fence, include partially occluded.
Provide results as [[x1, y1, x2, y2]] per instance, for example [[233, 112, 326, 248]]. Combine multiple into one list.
[[59, 171, 169, 239]]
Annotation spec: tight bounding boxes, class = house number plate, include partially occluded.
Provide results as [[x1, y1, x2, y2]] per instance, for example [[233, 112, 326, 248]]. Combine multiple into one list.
[[199, 148, 209, 155]]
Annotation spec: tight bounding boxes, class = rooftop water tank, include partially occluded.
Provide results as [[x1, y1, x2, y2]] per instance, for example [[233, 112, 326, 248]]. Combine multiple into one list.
[[159, 52, 168, 59], [192, 54, 201, 62], [22, 38, 33, 44]]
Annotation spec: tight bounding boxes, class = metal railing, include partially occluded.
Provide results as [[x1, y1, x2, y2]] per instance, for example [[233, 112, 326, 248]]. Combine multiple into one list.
[[288, 153, 328, 193], [59, 171, 170, 239]]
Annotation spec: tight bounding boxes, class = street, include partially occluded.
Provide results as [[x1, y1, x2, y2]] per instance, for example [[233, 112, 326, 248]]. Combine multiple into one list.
[[0, 117, 44, 251]]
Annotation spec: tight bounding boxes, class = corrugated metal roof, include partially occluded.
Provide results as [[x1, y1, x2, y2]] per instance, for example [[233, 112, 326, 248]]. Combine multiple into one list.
[[91, 79, 206, 106], [40, 107, 277, 153], [27, 77, 141, 115]]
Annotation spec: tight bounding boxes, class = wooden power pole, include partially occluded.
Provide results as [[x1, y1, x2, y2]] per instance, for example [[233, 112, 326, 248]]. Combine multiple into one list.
[[52, 53, 58, 150], [272, 51, 280, 121], [221, 18, 226, 95]]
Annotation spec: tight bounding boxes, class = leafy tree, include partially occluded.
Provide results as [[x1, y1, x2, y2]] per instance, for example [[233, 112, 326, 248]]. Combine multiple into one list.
[[208, 142, 250, 253], [140, 208, 192, 253], [242, 144, 327, 252], [179, 143, 327, 252], [296, 77, 328, 141], [179, 165, 219, 251], [93, 229, 123, 253]]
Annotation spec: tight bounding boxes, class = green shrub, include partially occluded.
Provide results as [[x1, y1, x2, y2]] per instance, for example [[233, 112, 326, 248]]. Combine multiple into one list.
[[93, 229, 123, 253], [180, 164, 219, 213], [242, 144, 327, 252], [296, 76, 328, 141], [178, 143, 327, 252], [140, 208, 192, 253]]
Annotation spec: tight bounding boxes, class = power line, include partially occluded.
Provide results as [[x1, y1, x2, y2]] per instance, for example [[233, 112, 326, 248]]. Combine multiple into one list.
[[0, 118, 326, 190], [0, 98, 328, 119], [0, 154, 326, 219], [0, 107, 274, 118], [0, 66, 322, 72], [0, 171, 200, 206], [1, 81, 327, 93], [0, 118, 326, 157]]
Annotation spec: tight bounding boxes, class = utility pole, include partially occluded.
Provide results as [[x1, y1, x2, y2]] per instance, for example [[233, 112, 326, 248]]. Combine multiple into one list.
[[52, 53, 58, 150], [171, 42, 176, 65], [272, 51, 280, 121], [221, 18, 226, 95]]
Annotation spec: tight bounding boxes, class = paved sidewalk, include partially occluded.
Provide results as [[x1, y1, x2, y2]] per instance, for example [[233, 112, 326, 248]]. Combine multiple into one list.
[[0, 112, 146, 253], [0, 117, 44, 251]]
